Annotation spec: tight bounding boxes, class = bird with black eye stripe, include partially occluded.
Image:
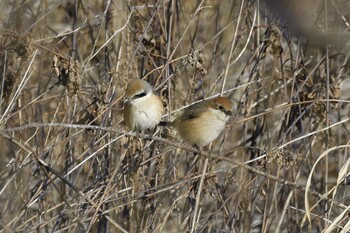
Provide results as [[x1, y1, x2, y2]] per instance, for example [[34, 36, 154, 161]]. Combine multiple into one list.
[[159, 97, 233, 147], [123, 79, 164, 131]]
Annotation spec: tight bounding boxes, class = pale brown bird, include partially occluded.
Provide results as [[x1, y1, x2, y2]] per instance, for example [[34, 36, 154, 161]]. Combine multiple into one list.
[[123, 79, 164, 130], [160, 97, 233, 147]]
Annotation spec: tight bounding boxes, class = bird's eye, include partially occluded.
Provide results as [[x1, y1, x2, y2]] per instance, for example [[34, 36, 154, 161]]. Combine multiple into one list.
[[218, 105, 225, 111], [135, 92, 147, 99]]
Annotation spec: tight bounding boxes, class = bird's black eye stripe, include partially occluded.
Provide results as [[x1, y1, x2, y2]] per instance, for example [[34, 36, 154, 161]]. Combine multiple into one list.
[[135, 92, 147, 98]]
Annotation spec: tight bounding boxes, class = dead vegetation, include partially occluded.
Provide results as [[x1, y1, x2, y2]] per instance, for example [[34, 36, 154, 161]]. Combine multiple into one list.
[[0, 0, 350, 232]]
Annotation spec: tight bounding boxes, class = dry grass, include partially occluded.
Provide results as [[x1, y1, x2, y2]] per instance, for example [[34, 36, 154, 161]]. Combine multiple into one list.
[[1, 0, 350, 232]]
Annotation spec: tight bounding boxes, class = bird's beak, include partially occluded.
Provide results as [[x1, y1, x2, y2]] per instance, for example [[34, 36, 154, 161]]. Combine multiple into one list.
[[226, 110, 232, 116], [123, 97, 130, 104]]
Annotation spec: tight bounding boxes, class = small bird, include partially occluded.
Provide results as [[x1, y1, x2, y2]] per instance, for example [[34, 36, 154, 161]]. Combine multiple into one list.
[[123, 79, 164, 130], [160, 97, 233, 147]]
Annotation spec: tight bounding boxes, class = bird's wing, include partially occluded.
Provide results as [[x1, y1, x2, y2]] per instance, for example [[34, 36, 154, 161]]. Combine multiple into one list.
[[178, 101, 207, 121]]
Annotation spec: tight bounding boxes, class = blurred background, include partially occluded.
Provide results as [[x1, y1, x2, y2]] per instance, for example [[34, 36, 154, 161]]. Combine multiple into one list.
[[0, 0, 350, 232]]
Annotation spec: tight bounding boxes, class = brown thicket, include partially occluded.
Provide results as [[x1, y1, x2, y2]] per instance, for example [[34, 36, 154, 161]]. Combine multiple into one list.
[[0, 1, 350, 232]]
